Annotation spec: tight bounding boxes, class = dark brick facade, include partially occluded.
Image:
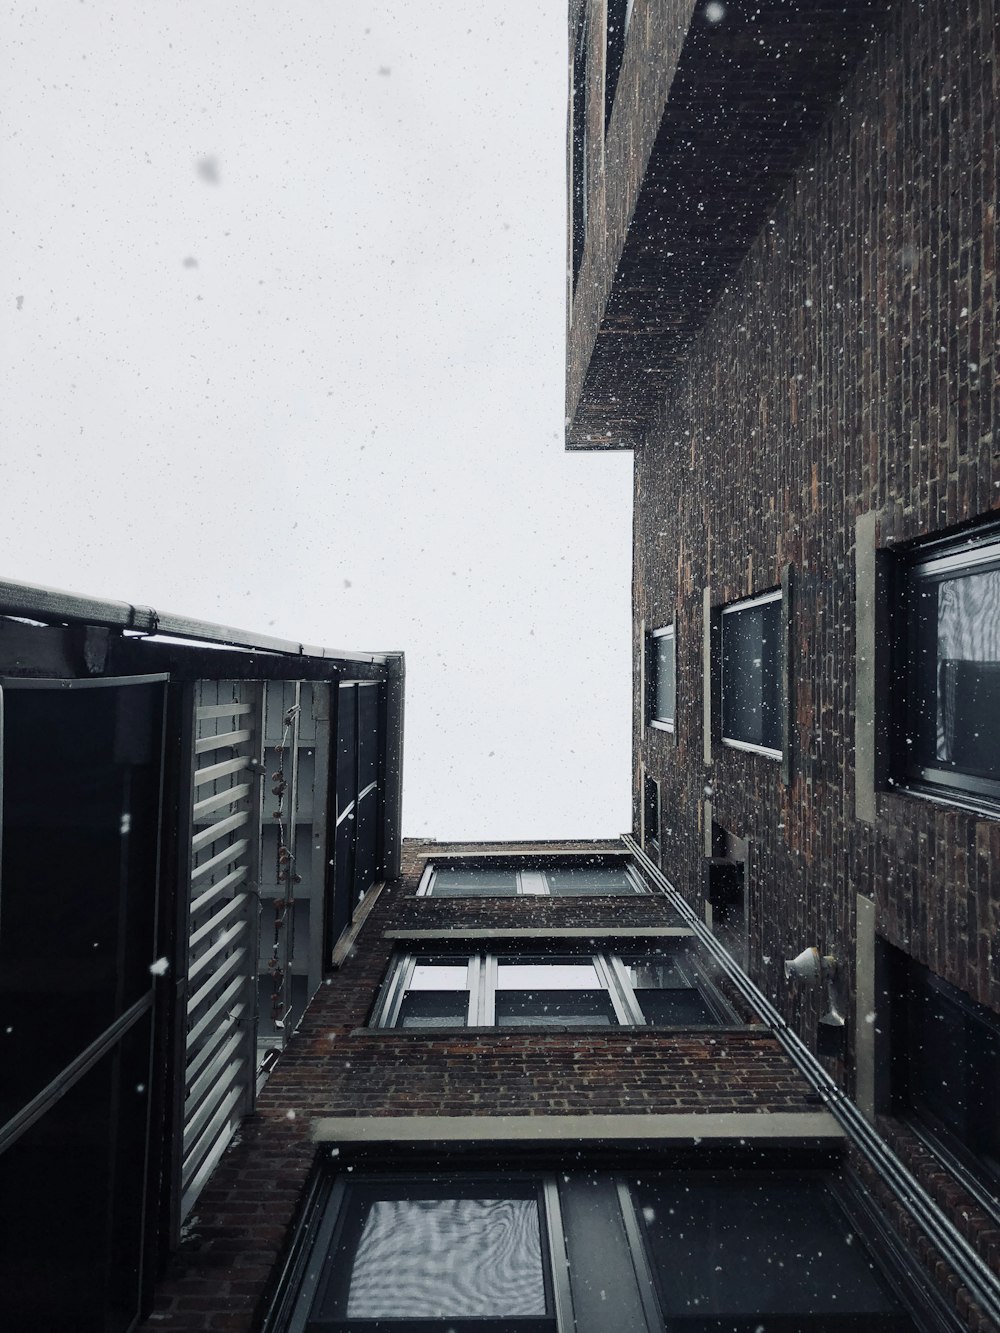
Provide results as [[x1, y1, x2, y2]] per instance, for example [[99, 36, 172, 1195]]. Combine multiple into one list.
[[566, 0, 998, 1325], [562, 0, 1000, 1327], [140, 840, 824, 1332], [631, 0, 998, 1051]]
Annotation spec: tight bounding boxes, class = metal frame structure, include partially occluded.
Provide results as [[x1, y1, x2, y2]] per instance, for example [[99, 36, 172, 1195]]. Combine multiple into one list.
[[0, 577, 405, 1318]]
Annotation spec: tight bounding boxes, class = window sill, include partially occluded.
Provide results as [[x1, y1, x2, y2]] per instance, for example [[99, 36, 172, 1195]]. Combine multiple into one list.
[[649, 718, 675, 733], [355, 1024, 763, 1038], [721, 737, 782, 760], [882, 781, 1000, 822], [904, 1115, 1000, 1229]]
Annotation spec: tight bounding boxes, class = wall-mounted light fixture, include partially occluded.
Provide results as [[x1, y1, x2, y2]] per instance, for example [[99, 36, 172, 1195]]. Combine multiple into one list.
[[784, 946, 846, 1057]]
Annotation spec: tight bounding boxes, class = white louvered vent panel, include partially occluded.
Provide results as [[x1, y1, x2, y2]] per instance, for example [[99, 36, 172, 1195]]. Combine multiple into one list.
[[181, 682, 262, 1220]]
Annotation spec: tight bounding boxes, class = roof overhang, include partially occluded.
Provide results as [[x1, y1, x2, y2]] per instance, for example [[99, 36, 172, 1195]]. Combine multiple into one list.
[[567, 0, 894, 449]]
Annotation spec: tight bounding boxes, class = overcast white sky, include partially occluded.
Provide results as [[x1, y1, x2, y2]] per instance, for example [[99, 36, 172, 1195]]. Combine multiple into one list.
[[0, 1, 632, 840]]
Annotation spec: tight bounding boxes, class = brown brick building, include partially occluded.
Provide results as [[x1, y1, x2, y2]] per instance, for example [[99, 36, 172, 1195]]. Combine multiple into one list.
[[568, 0, 1000, 1326], [136, 839, 990, 1331]]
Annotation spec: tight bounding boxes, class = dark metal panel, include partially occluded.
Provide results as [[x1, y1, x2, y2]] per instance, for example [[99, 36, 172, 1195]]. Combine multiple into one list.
[[381, 654, 405, 882], [0, 577, 390, 664], [105, 637, 389, 684]]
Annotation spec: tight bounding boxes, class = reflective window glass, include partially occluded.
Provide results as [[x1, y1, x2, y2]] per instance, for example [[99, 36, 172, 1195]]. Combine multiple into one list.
[[429, 868, 519, 897], [901, 538, 1000, 804], [653, 627, 675, 724], [314, 1184, 551, 1323], [721, 595, 782, 752], [543, 867, 637, 896], [497, 959, 600, 989], [410, 960, 470, 991], [633, 1176, 908, 1324]]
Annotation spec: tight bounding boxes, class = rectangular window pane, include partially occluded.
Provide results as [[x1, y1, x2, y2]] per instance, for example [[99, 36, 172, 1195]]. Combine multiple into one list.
[[908, 968, 1000, 1181], [633, 1176, 909, 1323], [543, 867, 638, 896], [622, 952, 721, 1027], [621, 953, 695, 990], [397, 991, 468, 1028], [635, 988, 717, 1025], [934, 568, 1000, 778], [319, 1189, 549, 1320], [430, 868, 519, 897], [654, 629, 675, 723], [496, 991, 617, 1026], [497, 959, 601, 990], [721, 597, 782, 751], [409, 961, 469, 990]]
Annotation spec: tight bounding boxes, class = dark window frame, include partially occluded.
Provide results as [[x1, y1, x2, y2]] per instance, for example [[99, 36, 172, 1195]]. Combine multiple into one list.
[[328, 680, 386, 959], [719, 588, 784, 759], [648, 622, 676, 732], [890, 521, 1000, 814], [415, 853, 649, 899], [604, 0, 631, 131], [641, 769, 661, 865], [571, 10, 588, 287], [371, 942, 738, 1031], [274, 1164, 950, 1333], [884, 946, 1000, 1204]]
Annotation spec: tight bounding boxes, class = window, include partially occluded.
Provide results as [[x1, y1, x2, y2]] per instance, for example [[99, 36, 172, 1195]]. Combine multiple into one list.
[[372, 943, 735, 1029], [887, 950, 1000, 1194], [604, 0, 633, 130], [720, 589, 783, 756], [642, 770, 661, 864], [648, 623, 676, 730], [418, 860, 648, 897], [571, 12, 588, 286], [894, 524, 1000, 809], [291, 1176, 557, 1331], [282, 1169, 926, 1332]]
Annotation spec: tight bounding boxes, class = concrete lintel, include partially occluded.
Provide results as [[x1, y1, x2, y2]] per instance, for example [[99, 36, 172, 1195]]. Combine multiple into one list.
[[383, 927, 694, 941], [426, 849, 630, 862], [312, 1112, 844, 1144]]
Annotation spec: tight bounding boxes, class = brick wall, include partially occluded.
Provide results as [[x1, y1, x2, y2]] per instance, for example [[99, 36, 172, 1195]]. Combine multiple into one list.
[[634, 0, 999, 1030], [629, 5, 998, 1323], [140, 839, 820, 1332]]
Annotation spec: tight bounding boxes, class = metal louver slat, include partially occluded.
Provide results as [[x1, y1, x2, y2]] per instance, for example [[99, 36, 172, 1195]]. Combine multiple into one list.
[[189, 865, 248, 918], [196, 702, 254, 720], [183, 1067, 244, 1170], [193, 781, 252, 820], [185, 1005, 246, 1089], [185, 976, 246, 1050], [192, 809, 249, 853], [184, 1031, 245, 1119], [194, 727, 252, 755], [190, 837, 249, 885], [180, 1080, 245, 1217], [193, 755, 252, 787], [188, 892, 249, 951], [188, 925, 248, 989], [188, 943, 250, 1013]]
